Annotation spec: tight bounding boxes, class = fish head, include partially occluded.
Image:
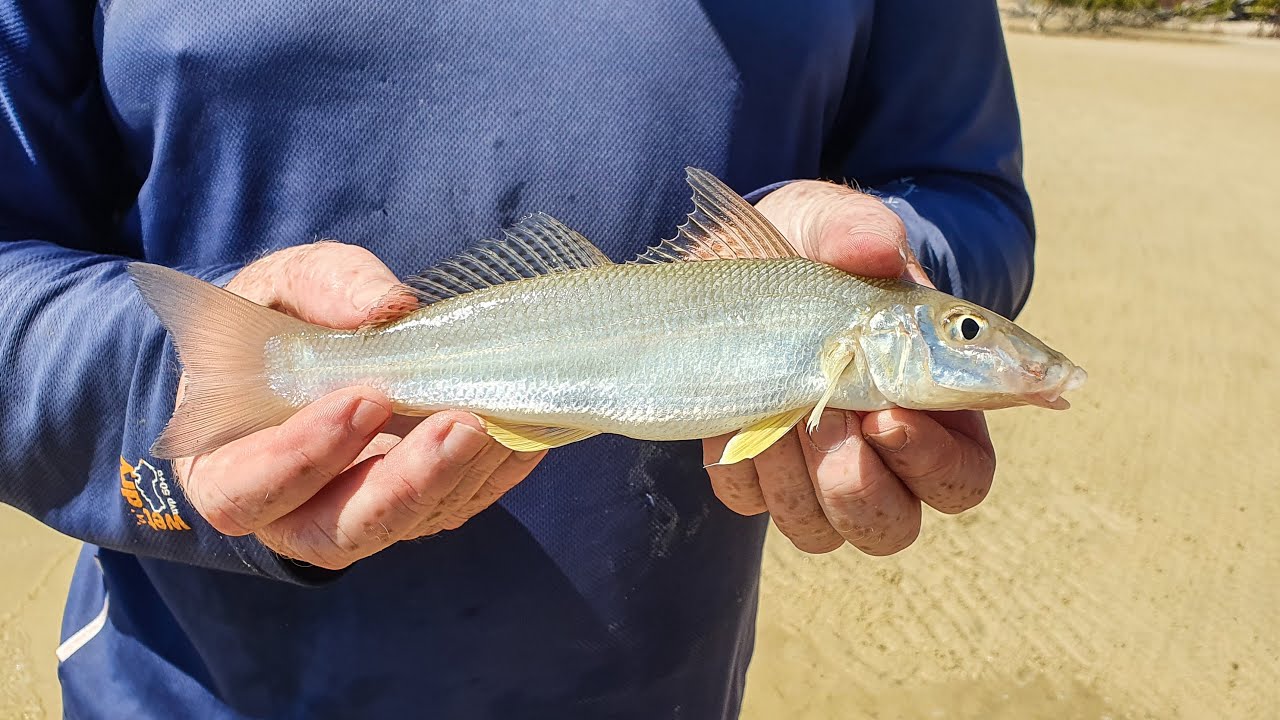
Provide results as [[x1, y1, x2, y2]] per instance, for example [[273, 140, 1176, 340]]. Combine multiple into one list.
[[858, 297, 1086, 411]]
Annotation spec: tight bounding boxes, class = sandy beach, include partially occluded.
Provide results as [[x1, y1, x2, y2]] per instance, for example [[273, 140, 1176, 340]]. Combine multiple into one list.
[[2, 29, 1278, 719], [742, 30, 1280, 720]]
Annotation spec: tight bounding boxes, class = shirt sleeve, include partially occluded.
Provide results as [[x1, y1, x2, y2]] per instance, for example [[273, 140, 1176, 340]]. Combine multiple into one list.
[[0, 1, 325, 584], [825, 0, 1036, 319]]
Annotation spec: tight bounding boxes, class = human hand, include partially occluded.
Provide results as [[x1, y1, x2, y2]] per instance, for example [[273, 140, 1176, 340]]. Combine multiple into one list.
[[703, 181, 997, 555], [170, 243, 545, 570]]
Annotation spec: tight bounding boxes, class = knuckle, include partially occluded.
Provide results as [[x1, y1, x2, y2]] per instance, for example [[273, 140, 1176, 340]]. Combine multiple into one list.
[[197, 480, 255, 536], [297, 518, 359, 570], [935, 477, 992, 515], [282, 443, 331, 485], [728, 498, 769, 517], [847, 512, 920, 556], [439, 515, 467, 531], [902, 435, 959, 481], [785, 525, 844, 554], [927, 447, 995, 515], [459, 486, 500, 517], [387, 470, 441, 519], [708, 475, 767, 516], [861, 521, 920, 557], [258, 528, 331, 571], [829, 511, 886, 547], [714, 489, 767, 517], [825, 488, 922, 554], [323, 241, 376, 263], [819, 470, 881, 512], [506, 450, 545, 475], [406, 523, 442, 541], [328, 245, 385, 279], [763, 484, 816, 518]]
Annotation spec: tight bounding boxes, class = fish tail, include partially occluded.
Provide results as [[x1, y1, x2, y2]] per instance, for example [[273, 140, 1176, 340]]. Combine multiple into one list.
[[128, 262, 312, 459]]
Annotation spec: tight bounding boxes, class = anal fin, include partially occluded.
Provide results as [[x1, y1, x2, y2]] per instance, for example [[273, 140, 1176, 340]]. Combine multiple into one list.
[[482, 419, 599, 452], [716, 407, 810, 466]]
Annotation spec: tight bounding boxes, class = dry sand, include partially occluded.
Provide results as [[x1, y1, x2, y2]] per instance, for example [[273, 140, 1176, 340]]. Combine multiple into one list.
[[2, 29, 1278, 720], [742, 31, 1280, 720]]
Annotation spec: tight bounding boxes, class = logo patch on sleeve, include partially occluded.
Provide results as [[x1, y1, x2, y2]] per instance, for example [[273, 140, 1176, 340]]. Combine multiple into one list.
[[120, 456, 191, 532]]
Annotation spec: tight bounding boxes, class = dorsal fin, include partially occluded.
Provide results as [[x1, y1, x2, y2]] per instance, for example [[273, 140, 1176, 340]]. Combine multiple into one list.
[[362, 213, 611, 327], [631, 167, 798, 264]]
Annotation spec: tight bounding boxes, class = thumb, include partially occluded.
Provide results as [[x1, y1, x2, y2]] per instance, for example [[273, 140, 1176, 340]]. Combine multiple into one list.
[[348, 269, 398, 316], [807, 192, 909, 280], [756, 180, 909, 280], [276, 242, 401, 329]]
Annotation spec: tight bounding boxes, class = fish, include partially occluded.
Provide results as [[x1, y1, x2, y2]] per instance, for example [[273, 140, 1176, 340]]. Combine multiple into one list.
[[128, 168, 1086, 465]]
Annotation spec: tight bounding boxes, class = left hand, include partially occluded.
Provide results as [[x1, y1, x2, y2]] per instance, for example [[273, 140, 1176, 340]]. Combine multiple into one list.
[[703, 180, 997, 555]]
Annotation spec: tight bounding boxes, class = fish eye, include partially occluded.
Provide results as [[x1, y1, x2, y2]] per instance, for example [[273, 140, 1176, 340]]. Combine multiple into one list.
[[943, 308, 987, 343]]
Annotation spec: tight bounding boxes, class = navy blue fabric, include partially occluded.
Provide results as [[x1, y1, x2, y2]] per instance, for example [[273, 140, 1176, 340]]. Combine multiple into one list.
[[1, 1, 1032, 717]]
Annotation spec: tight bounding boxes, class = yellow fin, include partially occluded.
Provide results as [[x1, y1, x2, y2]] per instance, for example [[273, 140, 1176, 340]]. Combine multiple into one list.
[[806, 336, 858, 433], [482, 419, 599, 452], [717, 407, 810, 466]]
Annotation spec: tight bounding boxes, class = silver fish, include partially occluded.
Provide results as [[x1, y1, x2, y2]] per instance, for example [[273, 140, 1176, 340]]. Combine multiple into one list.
[[129, 168, 1085, 464]]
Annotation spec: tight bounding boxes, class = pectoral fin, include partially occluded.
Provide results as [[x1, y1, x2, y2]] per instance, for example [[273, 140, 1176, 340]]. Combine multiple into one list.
[[806, 337, 858, 433], [482, 418, 599, 452], [716, 407, 811, 466]]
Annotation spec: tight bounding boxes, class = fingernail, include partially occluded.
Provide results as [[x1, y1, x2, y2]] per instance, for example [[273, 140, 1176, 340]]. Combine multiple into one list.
[[440, 422, 490, 464], [349, 398, 390, 436], [867, 424, 909, 452], [810, 409, 852, 453]]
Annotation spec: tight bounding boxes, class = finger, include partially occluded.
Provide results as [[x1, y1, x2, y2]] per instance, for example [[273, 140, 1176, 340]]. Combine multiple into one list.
[[703, 434, 767, 516], [801, 409, 922, 555], [408, 434, 512, 537], [437, 449, 546, 531], [902, 257, 934, 287], [753, 431, 845, 554], [862, 408, 996, 515], [274, 243, 402, 328], [348, 432, 403, 468], [384, 413, 428, 437], [184, 387, 391, 536], [259, 411, 492, 569], [755, 181, 907, 278], [810, 195, 909, 279]]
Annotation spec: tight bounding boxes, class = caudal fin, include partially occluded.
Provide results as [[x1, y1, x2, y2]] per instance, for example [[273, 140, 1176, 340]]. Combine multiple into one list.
[[128, 263, 312, 459]]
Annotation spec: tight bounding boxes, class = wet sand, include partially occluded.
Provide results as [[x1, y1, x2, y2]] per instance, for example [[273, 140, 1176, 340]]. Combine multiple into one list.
[[2, 30, 1278, 719]]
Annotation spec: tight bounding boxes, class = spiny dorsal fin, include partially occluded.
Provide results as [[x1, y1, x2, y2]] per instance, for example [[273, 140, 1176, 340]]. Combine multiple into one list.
[[364, 213, 610, 326], [632, 167, 798, 265]]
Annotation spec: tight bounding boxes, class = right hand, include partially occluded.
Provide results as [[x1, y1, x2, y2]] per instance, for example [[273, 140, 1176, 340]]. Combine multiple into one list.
[[703, 181, 996, 557], [170, 242, 546, 570]]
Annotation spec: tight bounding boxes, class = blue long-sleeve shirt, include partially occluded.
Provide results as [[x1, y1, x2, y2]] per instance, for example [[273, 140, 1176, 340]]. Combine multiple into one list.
[[0, 1, 1033, 717]]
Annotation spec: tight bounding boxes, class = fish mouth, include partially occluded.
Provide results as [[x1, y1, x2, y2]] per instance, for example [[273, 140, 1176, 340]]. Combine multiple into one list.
[[1026, 365, 1088, 410]]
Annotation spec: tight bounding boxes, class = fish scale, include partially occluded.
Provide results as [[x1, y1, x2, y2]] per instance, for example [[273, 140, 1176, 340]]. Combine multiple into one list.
[[127, 168, 1084, 463], [267, 259, 867, 440]]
